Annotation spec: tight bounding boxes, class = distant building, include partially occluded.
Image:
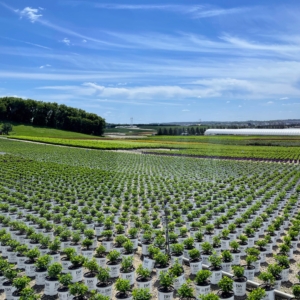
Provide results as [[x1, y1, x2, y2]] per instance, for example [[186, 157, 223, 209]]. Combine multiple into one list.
[[205, 128, 300, 136]]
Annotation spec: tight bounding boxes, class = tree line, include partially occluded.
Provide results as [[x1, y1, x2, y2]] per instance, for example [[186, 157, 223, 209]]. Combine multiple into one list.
[[156, 127, 207, 135], [0, 97, 105, 136]]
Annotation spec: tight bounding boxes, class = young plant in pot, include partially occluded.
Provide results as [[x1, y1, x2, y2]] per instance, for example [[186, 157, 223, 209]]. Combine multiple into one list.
[[115, 278, 132, 300], [70, 231, 81, 253], [171, 243, 184, 265], [243, 255, 256, 281], [158, 271, 174, 300], [292, 284, 300, 299], [127, 228, 138, 251], [212, 236, 221, 256], [245, 247, 260, 273], [258, 271, 275, 299], [123, 240, 134, 259], [69, 282, 89, 300], [199, 293, 219, 300], [96, 267, 113, 298], [221, 250, 233, 273], [12, 275, 31, 299], [238, 234, 248, 256], [35, 255, 52, 285], [25, 247, 40, 277], [58, 273, 72, 300], [201, 242, 213, 266], [16, 245, 28, 271], [7, 240, 20, 264], [154, 252, 170, 276], [106, 249, 121, 278], [188, 248, 202, 275], [177, 279, 195, 300], [3, 266, 19, 300], [132, 288, 152, 300], [45, 262, 63, 296], [170, 259, 185, 290], [19, 287, 40, 300], [194, 231, 204, 251], [120, 256, 135, 286], [232, 265, 247, 297], [217, 276, 234, 300], [61, 247, 76, 273], [194, 270, 212, 297], [183, 237, 195, 260], [136, 264, 152, 291], [83, 258, 99, 291], [69, 254, 86, 283], [267, 264, 283, 290], [81, 238, 94, 260], [274, 255, 290, 282], [47, 237, 61, 263], [220, 229, 231, 250], [101, 230, 114, 252], [229, 240, 240, 265], [141, 231, 153, 257], [142, 245, 160, 272], [208, 253, 222, 285], [94, 245, 107, 268]]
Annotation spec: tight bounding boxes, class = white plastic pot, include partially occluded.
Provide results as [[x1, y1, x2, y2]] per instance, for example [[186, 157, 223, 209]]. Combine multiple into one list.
[[233, 278, 247, 297], [61, 259, 72, 273], [44, 278, 60, 296], [201, 254, 210, 266], [195, 283, 211, 299], [157, 287, 174, 300], [281, 267, 289, 282], [17, 255, 26, 270], [156, 265, 169, 277], [136, 277, 152, 292], [58, 288, 72, 300], [35, 270, 47, 285], [244, 266, 255, 281], [3, 282, 16, 300], [173, 273, 185, 290], [107, 262, 121, 278], [102, 240, 114, 252], [83, 274, 98, 291], [82, 249, 94, 260], [95, 256, 106, 268], [143, 257, 155, 271], [190, 259, 202, 275], [209, 267, 222, 284], [25, 261, 36, 277], [171, 254, 183, 265], [120, 269, 135, 285], [69, 266, 83, 283], [96, 282, 113, 298], [221, 261, 232, 273], [141, 243, 151, 256]]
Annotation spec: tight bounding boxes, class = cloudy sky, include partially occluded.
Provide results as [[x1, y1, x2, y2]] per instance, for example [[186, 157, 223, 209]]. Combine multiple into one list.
[[0, 0, 300, 123]]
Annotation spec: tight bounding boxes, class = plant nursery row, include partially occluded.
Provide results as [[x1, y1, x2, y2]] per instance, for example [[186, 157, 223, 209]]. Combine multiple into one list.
[[0, 140, 300, 299]]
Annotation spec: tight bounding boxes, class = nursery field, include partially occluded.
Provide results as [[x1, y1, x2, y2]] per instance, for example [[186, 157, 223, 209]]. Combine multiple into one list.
[[0, 139, 300, 300], [8, 135, 300, 162]]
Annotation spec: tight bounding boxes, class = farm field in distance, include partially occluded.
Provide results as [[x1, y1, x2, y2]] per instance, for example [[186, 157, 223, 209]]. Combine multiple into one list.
[[7, 134, 300, 161], [0, 138, 300, 299]]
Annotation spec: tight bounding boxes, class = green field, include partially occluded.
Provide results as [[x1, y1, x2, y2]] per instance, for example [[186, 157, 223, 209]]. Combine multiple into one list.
[[0, 122, 100, 138]]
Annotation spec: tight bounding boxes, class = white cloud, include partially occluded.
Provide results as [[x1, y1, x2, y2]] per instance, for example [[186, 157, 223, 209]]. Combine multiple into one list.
[[226, 101, 230, 103], [39, 64, 51, 69], [238, 105, 242, 107], [182, 109, 190, 112], [280, 97, 289, 100], [267, 101, 274, 104], [19, 7, 42, 23], [62, 38, 71, 46], [82, 39, 87, 43]]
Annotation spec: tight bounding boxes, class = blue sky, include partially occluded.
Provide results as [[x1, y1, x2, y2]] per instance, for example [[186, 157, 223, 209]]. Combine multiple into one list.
[[0, 0, 300, 123]]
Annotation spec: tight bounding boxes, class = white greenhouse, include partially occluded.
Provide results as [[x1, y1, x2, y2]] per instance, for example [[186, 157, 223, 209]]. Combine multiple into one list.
[[205, 128, 300, 136]]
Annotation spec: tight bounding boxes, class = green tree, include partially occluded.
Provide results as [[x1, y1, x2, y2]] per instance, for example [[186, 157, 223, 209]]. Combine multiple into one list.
[[1, 123, 13, 135]]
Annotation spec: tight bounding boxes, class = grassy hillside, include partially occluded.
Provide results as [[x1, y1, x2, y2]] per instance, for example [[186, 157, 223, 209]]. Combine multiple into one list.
[[1, 122, 100, 138]]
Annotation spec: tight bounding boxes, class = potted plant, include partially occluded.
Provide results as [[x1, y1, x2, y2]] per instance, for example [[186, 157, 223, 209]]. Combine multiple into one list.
[[141, 231, 152, 257], [136, 264, 152, 291], [69, 255, 86, 283], [3, 267, 18, 300], [101, 230, 114, 252], [243, 255, 257, 281], [154, 252, 170, 276], [232, 265, 247, 297], [199, 293, 219, 300], [89, 290, 110, 300], [238, 234, 248, 256], [115, 278, 132, 300], [83, 258, 99, 291], [114, 235, 128, 254], [258, 271, 275, 299], [123, 240, 134, 258], [208, 253, 222, 284], [201, 242, 213, 266], [19, 287, 40, 300], [16, 245, 28, 271], [194, 270, 212, 297], [267, 264, 283, 290], [132, 288, 152, 300], [275, 255, 290, 282], [35, 255, 52, 285], [94, 245, 107, 268], [170, 260, 185, 290], [188, 248, 202, 275], [177, 279, 195, 299], [58, 273, 72, 300], [45, 262, 63, 296], [69, 282, 89, 300], [47, 237, 61, 263], [220, 229, 231, 250], [96, 267, 113, 299], [127, 228, 138, 251], [292, 284, 300, 299], [120, 256, 135, 286], [61, 247, 76, 274], [229, 240, 241, 265], [183, 237, 195, 260], [217, 276, 234, 300], [143, 245, 160, 272], [221, 250, 233, 273], [245, 247, 260, 273], [247, 287, 266, 300], [25, 247, 40, 277], [194, 231, 203, 251], [70, 232, 81, 253], [256, 239, 267, 263], [171, 243, 184, 265], [157, 271, 174, 300], [12, 276, 31, 299], [106, 249, 121, 278]]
